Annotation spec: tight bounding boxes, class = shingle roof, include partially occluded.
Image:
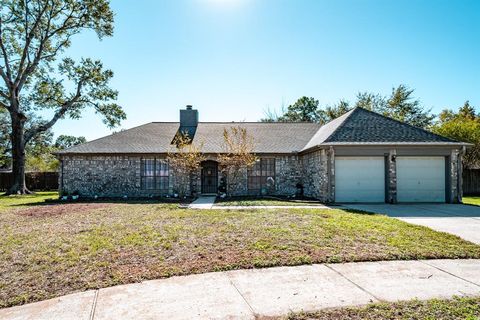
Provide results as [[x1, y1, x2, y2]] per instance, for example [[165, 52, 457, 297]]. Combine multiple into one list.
[[58, 107, 466, 155], [58, 122, 322, 154], [302, 107, 462, 151]]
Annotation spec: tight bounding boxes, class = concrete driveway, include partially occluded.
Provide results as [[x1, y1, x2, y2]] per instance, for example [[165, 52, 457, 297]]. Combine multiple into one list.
[[343, 204, 480, 245]]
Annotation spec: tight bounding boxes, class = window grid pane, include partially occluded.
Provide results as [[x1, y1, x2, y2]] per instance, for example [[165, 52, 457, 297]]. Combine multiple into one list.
[[248, 158, 275, 191], [141, 158, 169, 191]]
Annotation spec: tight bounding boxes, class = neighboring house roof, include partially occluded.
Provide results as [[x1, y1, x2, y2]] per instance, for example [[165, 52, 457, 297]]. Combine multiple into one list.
[[57, 122, 322, 154], [302, 107, 463, 151], [58, 107, 466, 155]]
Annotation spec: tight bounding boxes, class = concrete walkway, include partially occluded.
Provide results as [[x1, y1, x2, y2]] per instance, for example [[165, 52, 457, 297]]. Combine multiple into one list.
[[2, 259, 479, 320], [344, 204, 480, 244], [188, 196, 216, 209]]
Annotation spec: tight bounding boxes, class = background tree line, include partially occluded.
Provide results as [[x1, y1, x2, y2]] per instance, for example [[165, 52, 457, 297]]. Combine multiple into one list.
[[0, 107, 85, 172], [262, 84, 479, 169]]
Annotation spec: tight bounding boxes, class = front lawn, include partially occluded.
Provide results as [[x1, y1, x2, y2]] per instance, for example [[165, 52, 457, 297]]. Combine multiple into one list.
[[279, 296, 480, 320], [1, 195, 480, 308], [463, 196, 480, 206], [215, 196, 325, 206], [0, 191, 57, 212]]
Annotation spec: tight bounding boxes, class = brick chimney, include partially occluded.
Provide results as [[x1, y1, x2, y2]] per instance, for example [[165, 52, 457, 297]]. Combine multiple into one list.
[[179, 105, 198, 138]]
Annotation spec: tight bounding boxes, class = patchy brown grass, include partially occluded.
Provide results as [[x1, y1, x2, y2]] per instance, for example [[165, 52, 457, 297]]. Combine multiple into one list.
[[16, 203, 113, 217], [1, 199, 479, 308], [273, 296, 480, 320]]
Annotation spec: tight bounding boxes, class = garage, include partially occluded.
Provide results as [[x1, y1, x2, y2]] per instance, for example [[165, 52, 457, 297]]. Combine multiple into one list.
[[397, 156, 446, 202], [335, 156, 385, 203]]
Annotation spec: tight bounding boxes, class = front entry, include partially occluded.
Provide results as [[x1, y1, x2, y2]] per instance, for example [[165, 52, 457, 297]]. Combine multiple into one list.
[[201, 161, 218, 194]]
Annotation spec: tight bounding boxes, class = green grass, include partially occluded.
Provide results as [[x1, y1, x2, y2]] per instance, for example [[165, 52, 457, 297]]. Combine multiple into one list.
[[0, 191, 58, 212], [279, 296, 480, 320], [0, 198, 479, 308], [463, 196, 480, 206], [215, 196, 324, 206]]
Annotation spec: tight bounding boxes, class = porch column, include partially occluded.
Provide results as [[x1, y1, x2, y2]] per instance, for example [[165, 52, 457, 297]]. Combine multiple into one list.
[[450, 149, 460, 204], [387, 149, 397, 204], [327, 146, 335, 203]]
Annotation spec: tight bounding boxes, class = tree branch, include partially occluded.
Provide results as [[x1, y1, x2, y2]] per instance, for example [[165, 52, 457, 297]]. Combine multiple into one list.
[[0, 18, 13, 86], [24, 79, 84, 144], [15, 0, 50, 86], [0, 100, 8, 111], [0, 88, 8, 99], [15, 3, 77, 91]]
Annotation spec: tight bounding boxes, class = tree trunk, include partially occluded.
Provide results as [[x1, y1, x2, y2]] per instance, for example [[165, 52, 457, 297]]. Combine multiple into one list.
[[6, 115, 31, 195]]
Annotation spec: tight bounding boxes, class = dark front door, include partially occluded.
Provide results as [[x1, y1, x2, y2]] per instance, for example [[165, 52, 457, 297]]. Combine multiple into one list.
[[201, 161, 218, 194]]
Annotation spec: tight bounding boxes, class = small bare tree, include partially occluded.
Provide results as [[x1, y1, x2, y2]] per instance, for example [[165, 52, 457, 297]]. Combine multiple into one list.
[[218, 126, 257, 196], [167, 134, 205, 198]]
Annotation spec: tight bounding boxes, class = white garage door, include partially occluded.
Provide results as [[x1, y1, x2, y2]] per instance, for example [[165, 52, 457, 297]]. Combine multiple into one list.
[[335, 157, 385, 203], [397, 157, 446, 202]]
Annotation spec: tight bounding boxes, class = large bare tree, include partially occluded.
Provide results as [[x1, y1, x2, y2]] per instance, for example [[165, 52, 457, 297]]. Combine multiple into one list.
[[0, 0, 125, 194], [167, 134, 205, 198], [218, 126, 257, 196]]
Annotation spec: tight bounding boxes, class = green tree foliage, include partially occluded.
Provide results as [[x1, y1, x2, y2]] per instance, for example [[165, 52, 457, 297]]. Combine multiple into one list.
[[385, 85, 435, 128], [433, 101, 480, 168], [355, 92, 386, 110], [355, 85, 434, 128], [278, 96, 321, 122], [0, 109, 62, 171], [318, 99, 351, 124], [261, 85, 434, 129], [25, 130, 58, 172], [54, 135, 86, 149], [0, 0, 126, 194]]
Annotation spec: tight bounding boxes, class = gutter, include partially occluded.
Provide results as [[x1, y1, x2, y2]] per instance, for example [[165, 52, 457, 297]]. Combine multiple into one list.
[[299, 142, 473, 155]]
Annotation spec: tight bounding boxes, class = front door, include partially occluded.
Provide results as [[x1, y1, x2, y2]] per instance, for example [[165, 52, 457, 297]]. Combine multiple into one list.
[[201, 161, 218, 194]]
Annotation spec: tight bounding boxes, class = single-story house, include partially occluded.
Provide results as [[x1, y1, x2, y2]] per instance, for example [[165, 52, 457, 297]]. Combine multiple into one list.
[[57, 105, 468, 203]]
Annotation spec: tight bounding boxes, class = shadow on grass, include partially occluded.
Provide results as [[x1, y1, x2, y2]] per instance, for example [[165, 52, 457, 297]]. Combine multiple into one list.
[[10, 197, 193, 208], [337, 208, 378, 216]]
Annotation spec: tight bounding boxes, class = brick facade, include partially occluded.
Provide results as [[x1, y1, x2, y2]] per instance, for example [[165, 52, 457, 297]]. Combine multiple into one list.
[[59, 147, 462, 203]]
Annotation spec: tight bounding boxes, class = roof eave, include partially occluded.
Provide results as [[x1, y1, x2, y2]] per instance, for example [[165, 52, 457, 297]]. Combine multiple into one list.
[[300, 141, 473, 154], [319, 142, 472, 146]]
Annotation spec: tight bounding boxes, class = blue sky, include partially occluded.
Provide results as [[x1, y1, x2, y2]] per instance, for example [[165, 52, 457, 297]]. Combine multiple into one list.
[[53, 0, 480, 140]]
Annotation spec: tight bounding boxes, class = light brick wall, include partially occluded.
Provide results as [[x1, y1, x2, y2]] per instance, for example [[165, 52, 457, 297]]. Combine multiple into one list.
[[301, 149, 331, 202], [59, 153, 330, 199], [59, 148, 461, 202], [59, 155, 172, 197]]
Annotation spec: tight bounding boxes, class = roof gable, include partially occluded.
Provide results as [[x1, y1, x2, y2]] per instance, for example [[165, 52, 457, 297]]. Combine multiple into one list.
[[302, 107, 459, 151]]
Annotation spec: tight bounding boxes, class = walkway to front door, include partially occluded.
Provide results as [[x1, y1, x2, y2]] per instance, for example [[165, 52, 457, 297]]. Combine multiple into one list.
[[201, 160, 218, 194], [188, 196, 216, 209]]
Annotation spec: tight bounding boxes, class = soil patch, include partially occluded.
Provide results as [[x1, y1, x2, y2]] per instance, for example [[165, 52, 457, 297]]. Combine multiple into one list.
[[16, 203, 113, 217]]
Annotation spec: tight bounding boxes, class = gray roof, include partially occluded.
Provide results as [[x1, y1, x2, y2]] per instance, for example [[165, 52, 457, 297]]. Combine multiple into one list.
[[58, 122, 322, 154], [302, 107, 462, 151], [59, 107, 465, 155]]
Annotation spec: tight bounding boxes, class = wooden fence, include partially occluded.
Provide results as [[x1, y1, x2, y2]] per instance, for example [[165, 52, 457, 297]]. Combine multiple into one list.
[[0, 172, 59, 191], [463, 169, 480, 195]]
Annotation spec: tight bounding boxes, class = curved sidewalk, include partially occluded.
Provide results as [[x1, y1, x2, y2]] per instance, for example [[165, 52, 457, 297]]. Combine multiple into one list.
[[2, 259, 480, 320]]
